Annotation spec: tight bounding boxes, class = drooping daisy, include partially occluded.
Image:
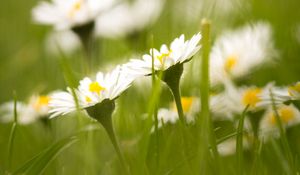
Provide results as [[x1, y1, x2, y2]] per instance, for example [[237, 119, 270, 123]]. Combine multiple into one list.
[[210, 22, 276, 85], [32, 0, 115, 30], [126, 33, 201, 75], [0, 94, 53, 125], [259, 104, 300, 139], [49, 65, 134, 118], [156, 97, 200, 128], [96, 0, 163, 39]]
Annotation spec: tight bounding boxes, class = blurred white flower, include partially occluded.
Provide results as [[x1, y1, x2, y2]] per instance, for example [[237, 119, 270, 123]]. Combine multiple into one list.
[[32, 0, 115, 30], [211, 80, 271, 120], [210, 22, 276, 85], [288, 82, 300, 100], [217, 137, 250, 156], [49, 65, 135, 117], [156, 97, 200, 128], [126, 33, 201, 76], [259, 104, 300, 139], [96, 0, 163, 39], [45, 30, 81, 56], [259, 84, 290, 107], [0, 94, 53, 125]]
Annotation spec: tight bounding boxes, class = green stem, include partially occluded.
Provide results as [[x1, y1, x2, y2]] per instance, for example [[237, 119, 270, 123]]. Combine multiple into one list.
[[269, 90, 295, 174], [8, 92, 18, 169], [236, 105, 249, 175], [151, 35, 160, 170], [102, 116, 129, 175], [199, 18, 220, 165], [86, 100, 130, 175]]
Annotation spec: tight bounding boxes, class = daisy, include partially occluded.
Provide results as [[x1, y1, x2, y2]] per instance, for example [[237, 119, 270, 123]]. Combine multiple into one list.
[[45, 30, 81, 56], [49, 65, 133, 173], [156, 97, 200, 128], [49, 65, 134, 118], [288, 81, 300, 100], [259, 104, 300, 139], [0, 94, 53, 125], [32, 0, 115, 30], [210, 22, 276, 85], [96, 0, 163, 39], [211, 80, 271, 119], [125, 33, 201, 75]]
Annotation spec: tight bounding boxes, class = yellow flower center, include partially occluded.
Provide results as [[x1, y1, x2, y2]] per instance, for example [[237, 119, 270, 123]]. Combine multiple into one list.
[[242, 88, 262, 107], [89, 81, 105, 94], [68, 0, 83, 18], [85, 96, 92, 103], [171, 97, 194, 114], [224, 55, 237, 72], [157, 50, 172, 64], [288, 82, 300, 96], [33, 95, 50, 110], [269, 106, 295, 125]]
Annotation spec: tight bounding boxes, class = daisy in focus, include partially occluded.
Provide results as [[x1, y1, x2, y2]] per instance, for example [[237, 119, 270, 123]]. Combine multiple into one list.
[[0, 94, 53, 125], [32, 0, 115, 30], [156, 97, 200, 128], [259, 104, 300, 139], [96, 0, 163, 39], [49, 65, 134, 118], [126, 33, 201, 75], [210, 22, 276, 85]]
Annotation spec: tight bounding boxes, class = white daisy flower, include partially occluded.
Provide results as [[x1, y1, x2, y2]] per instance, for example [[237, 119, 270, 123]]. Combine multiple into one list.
[[125, 33, 201, 76], [288, 82, 300, 100], [217, 137, 250, 156], [0, 94, 53, 125], [156, 97, 200, 128], [210, 22, 276, 85], [211, 80, 271, 120], [259, 84, 290, 107], [95, 0, 163, 39], [32, 0, 115, 30], [45, 30, 81, 56], [49, 65, 135, 117], [259, 104, 300, 139]]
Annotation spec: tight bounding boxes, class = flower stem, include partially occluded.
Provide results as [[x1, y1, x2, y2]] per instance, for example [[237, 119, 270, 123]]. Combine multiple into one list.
[[86, 100, 130, 175], [72, 21, 95, 73], [236, 105, 249, 175], [198, 19, 220, 173], [163, 63, 185, 124], [8, 92, 18, 170], [269, 90, 295, 174]]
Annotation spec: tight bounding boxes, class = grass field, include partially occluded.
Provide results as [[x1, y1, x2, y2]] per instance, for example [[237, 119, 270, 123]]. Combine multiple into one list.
[[1, 0, 300, 174]]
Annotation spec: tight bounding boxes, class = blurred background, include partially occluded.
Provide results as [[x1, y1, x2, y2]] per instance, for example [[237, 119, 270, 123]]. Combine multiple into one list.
[[1, 0, 300, 174]]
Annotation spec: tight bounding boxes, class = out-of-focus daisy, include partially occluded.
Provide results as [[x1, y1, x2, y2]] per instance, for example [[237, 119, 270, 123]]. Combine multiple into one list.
[[288, 82, 300, 100], [217, 137, 250, 156], [211, 81, 271, 120], [45, 30, 81, 56], [259, 104, 300, 139], [126, 33, 201, 75], [32, 0, 115, 30], [210, 22, 276, 85], [0, 94, 53, 125], [49, 65, 134, 118], [156, 97, 200, 128], [96, 0, 163, 39]]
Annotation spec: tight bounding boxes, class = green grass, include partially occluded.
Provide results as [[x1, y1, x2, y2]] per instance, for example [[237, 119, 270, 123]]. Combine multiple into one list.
[[1, 0, 300, 174]]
